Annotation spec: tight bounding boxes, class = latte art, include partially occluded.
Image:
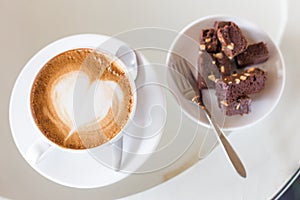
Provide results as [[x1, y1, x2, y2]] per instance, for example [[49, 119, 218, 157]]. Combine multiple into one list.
[[51, 71, 123, 142], [30, 48, 134, 149]]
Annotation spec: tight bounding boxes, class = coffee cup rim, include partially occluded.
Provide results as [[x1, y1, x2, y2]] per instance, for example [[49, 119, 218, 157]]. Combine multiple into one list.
[[27, 34, 137, 153]]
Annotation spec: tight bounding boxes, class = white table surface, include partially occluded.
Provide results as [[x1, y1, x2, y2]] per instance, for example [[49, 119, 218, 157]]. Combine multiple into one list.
[[1, 0, 299, 199]]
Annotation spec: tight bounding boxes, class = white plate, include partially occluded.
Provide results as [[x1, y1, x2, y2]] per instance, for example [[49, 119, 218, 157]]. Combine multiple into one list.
[[9, 34, 166, 188], [166, 15, 286, 130]]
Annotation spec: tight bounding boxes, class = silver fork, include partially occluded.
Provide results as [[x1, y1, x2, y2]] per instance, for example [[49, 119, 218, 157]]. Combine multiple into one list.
[[169, 54, 247, 178]]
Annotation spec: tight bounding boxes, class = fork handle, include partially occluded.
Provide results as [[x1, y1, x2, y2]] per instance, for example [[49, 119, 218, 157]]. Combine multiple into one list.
[[201, 106, 247, 178]]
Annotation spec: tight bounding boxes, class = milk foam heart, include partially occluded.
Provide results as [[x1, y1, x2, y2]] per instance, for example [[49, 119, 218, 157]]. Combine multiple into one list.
[[30, 48, 134, 149], [51, 71, 123, 139]]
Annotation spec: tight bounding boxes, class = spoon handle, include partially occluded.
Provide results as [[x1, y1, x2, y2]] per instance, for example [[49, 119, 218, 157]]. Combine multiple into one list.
[[113, 136, 123, 171], [201, 106, 247, 178]]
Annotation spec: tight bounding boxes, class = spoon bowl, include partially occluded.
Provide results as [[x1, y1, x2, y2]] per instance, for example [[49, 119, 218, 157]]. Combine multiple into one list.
[[113, 44, 138, 171], [116, 45, 138, 80]]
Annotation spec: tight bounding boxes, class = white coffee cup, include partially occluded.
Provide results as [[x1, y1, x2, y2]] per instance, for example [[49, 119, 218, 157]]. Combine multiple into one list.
[[25, 34, 137, 164]]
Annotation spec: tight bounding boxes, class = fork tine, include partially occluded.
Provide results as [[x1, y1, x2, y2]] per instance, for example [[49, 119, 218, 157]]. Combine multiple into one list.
[[180, 59, 193, 89], [179, 56, 198, 90], [169, 53, 246, 177], [171, 63, 186, 92], [170, 54, 185, 90], [181, 58, 194, 80], [168, 53, 199, 99]]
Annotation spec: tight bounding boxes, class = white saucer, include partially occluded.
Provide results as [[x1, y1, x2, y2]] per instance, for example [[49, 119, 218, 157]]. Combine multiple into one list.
[[9, 34, 166, 188]]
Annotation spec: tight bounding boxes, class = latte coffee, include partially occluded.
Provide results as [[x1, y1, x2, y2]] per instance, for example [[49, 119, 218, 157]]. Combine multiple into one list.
[[30, 48, 134, 150]]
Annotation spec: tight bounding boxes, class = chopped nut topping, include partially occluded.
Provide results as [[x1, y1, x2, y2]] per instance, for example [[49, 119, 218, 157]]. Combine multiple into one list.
[[235, 78, 240, 84], [214, 53, 223, 59], [208, 74, 216, 82], [244, 73, 251, 76], [220, 66, 225, 73], [228, 81, 232, 84], [247, 67, 256, 72], [227, 43, 235, 50], [235, 103, 241, 110], [200, 44, 206, 51], [240, 75, 247, 81], [220, 100, 228, 107], [232, 73, 237, 76], [212, 60, 216, 65], [205, 38, 211, 43]]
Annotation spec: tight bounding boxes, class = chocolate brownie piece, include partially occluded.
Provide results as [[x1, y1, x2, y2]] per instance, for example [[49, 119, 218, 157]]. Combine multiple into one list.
[[200, 29, 219, 53], [216, 67, 266, 116], [216, 67, 266, 100], [214, 21, 232, 29], [197, 51, 235, 89], [212, 52, 233, 76], [198, 73, 208, 90], [219, 95, 252, 116], [217, 22, 248, 59], [215, 67, 267, 100], [236, 42, 269, 68], [197, 52, 220, 89]]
